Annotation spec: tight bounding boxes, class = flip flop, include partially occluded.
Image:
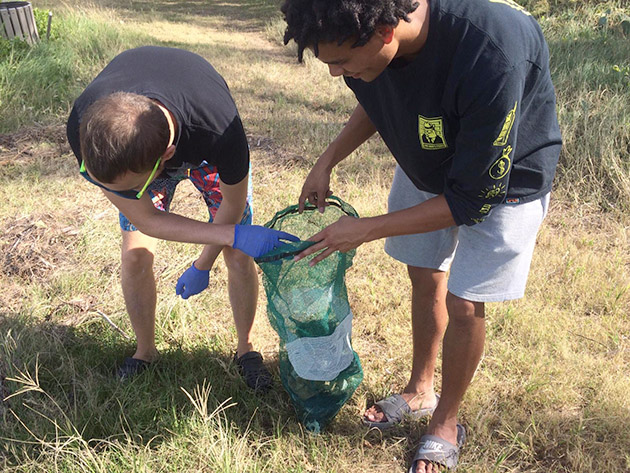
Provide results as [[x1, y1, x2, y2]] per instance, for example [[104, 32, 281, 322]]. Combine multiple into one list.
[[234, 351, 273, 392], [409, 424, 466, 472], [362, 393, 440, 429], [116, 357, 151, 381]]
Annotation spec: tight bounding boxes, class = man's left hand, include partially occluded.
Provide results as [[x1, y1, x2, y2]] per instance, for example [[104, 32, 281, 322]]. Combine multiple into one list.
[[176, 262, 210, 299], [294, 215, 367, 266]]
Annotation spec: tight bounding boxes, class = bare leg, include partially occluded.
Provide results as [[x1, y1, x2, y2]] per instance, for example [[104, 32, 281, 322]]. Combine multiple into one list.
[[222, 246, 258, 357], [414, 292, 485, 473], [364, 266, 448, 422], [121, 229, 160, 362]]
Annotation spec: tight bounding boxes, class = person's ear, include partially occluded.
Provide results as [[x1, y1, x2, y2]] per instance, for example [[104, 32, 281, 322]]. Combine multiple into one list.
[[162, 145, 176, 162], [376, 25, 395, 44]]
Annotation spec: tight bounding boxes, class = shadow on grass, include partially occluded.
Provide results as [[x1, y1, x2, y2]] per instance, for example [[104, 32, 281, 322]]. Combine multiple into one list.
[[0, 311, 296, 466]]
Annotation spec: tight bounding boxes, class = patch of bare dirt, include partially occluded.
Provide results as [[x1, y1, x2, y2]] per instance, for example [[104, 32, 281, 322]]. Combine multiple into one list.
[[247, 133, 310, 169], [1, 213, 80, 281], [0, 125, 70, 170]]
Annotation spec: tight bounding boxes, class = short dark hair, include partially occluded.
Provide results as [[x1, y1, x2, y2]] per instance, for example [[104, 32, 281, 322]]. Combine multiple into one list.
[[79, 92, 169, 183], [281, 0, 419, 62]]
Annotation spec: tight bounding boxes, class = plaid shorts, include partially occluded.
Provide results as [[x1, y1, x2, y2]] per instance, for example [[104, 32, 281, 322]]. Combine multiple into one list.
[[119, 164, 253, 231]]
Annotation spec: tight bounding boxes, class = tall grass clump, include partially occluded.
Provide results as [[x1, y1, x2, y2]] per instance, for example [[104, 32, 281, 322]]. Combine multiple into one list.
[[0, 7, 148, 133], [536, 1, 630, 213]]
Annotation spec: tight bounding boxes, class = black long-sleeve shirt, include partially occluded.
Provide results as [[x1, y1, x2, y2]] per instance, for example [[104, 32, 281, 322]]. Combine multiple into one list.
[[345, 0, 562, 225]]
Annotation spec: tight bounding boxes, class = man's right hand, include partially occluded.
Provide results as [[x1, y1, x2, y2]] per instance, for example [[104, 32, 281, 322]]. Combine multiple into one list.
[[298, 103, 377, 214], [232, 224, 300, 258], [298, 160, 333, 214]]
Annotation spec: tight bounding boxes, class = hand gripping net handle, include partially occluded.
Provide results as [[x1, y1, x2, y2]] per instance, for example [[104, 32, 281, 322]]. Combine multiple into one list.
[[254, 197, 358, 263]]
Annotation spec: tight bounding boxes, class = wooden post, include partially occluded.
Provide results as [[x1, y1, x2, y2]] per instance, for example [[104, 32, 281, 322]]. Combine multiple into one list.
[[0, 2, 40, 45], [0, 8, 14, 40], [46, 11, 52, 40]]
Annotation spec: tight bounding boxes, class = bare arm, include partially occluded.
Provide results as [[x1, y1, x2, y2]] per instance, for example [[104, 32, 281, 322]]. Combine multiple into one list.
[[296, 194, 456, 265], [194, 175, 249, 270], [103, 189, 235, 246]]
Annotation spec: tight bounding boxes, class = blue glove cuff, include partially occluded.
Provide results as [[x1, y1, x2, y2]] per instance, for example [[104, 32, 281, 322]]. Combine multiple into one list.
[[232, 225, 241, 249], [190, 261, 209, 274]]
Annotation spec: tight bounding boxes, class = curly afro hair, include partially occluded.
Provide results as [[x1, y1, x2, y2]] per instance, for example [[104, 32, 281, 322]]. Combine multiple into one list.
[[281, 0, 419, 62]]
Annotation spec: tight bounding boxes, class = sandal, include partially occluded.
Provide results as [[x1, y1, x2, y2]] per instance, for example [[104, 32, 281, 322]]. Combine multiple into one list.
[[116, 357, 151, 381], [409, 424, 466, 472], [362, 393, 440, 429], [234, 351, 272, 392]]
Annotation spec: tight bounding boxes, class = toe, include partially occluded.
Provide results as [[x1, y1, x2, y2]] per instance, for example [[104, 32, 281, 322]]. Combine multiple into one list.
[[364, 405, 386, 423]]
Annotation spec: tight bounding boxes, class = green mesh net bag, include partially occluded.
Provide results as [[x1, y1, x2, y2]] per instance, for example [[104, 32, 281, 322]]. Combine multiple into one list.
[[255, 196, 363, 433]]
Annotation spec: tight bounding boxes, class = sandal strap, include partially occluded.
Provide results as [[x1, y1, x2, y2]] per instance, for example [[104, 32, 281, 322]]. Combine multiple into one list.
[[234, 351, 272, 391], [365, 393, 440, 428], [409, 425, 466, 472], [117, 357, 150, 380]]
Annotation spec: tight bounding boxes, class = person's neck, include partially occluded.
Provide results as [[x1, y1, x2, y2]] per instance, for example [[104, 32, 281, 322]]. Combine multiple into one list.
[[394, 0, 430, 62]]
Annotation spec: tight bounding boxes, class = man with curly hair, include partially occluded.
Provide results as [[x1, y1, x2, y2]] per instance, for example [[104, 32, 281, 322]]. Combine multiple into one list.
[[282, 0, 561, 470]]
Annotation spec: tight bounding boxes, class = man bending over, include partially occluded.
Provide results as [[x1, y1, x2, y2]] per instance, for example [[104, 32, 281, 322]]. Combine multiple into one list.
[[67, 46, 297, 389]]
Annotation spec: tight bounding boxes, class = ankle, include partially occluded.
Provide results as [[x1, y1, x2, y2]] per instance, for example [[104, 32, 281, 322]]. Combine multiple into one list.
[[133, 347, 159, 362], [427, 416, 459, 439], [403, 384, 436, 398], [236, 342, 254, 358]]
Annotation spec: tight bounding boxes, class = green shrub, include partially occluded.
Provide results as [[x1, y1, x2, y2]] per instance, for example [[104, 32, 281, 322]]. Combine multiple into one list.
[[0, 36, 30, 61], [32, 6, 58, 40]]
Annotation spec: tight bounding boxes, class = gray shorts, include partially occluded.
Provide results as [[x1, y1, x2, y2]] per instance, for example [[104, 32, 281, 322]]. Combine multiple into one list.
[[384, 166, 549, 302]]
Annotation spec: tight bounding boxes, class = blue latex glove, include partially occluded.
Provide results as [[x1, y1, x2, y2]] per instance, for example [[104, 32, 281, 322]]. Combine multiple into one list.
[[175, 262, 209, 299], [233, 224, 300, 258]]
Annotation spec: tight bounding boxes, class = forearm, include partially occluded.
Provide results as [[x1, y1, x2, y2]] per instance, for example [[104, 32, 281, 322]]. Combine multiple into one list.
[[296, 194, 456, 265], [195, 198, 246, 270], [104, 189, 235, 246], [360, 194, 456, 242], [131, 209, 235, 247]]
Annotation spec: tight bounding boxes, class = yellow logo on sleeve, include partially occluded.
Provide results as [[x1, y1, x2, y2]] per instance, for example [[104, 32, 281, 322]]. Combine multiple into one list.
[[478, 183, 507, 200], [489, 146, 512, 180], [493, 101, 518, 146], [479, 204, 492, 214], [418, 115, 448, 150]]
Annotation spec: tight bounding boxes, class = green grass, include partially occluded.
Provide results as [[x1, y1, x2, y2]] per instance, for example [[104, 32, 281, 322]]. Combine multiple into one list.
[[541, 1, 630, 211], [1, 1, 629, 472], [0, 7, 149, 132]]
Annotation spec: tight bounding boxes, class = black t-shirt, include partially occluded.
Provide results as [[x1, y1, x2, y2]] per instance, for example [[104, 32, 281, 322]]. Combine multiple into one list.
[[67, 46, 249, 185], [345, 0, 562, 226]]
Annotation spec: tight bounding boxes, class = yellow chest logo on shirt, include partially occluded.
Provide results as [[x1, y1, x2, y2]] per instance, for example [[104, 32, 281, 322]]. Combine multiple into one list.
[[418, 115, 448, 150]]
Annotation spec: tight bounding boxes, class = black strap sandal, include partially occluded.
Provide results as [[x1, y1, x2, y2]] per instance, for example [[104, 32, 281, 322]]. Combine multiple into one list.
[[234, 351, 273, 392], [116, 357, 151, 381]]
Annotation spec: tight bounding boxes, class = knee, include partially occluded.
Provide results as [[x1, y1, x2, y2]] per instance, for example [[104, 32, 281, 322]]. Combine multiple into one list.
[[223, 247, 255, 276], [407, 266, 446, 299], [121, 247, 154, 274], [446, 292, 484, 324]]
